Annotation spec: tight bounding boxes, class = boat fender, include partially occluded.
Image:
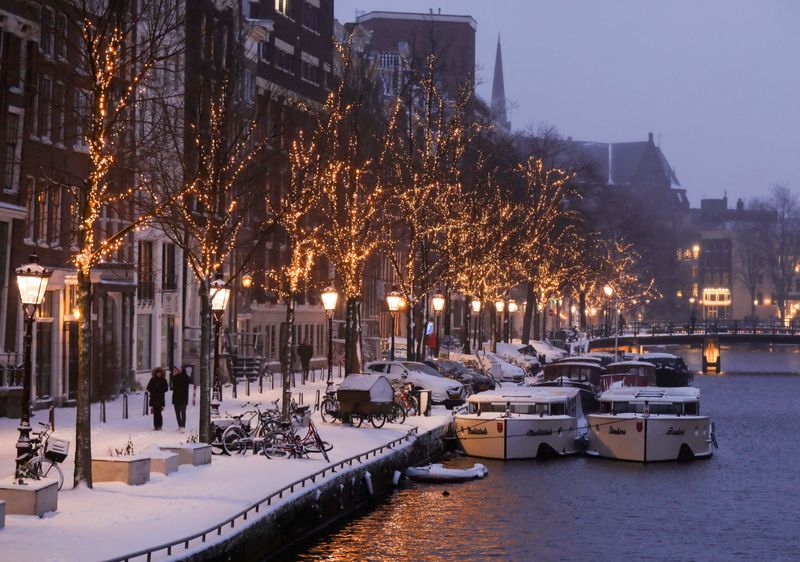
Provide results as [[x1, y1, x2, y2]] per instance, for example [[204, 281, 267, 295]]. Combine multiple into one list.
[[392, 470, 402, 486], [364, 471, 374, 497]]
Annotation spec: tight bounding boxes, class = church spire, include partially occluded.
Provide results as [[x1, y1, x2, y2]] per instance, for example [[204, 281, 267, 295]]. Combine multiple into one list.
[[491, 34, 511, 133]]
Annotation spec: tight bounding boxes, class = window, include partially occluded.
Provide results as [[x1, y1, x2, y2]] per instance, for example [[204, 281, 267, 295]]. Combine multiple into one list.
[[35, 181, 48, 243], [162, 242, 177, 291], [275, 0, 291, 17], [48, 187, 61, 245], [55, 12, 68, 59], [41, 7, 54, 58], [74, 89, 89, 149], [138, 240, 154, 302], [137, 314, 152, 370], [301, 61, 319, 85], [53, 82, 65, 144], [3, 113, 21, 190], [242, 70, 254, 104], [6, 36, 21, 89], [259, 41, 270, 63], [38, 76, 53, 139], [302, 2, 319, 32], [275, 48, 294, 74]]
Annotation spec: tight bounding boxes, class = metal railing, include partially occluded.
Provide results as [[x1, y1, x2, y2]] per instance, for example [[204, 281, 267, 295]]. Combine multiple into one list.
[[587, 320, 800, 339], [105, 426, 419, 562]]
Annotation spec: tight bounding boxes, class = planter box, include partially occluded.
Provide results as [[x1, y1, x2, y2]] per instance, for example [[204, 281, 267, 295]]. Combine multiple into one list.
[[149, 453, 180, 476], [160, 444, 211, 466], [92, 457, 151, 485], [0, 479, 58, 516]]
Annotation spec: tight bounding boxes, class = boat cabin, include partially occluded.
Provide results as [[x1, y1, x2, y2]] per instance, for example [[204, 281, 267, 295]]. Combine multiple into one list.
[[597, 387, 700, 416], [466, 387, 581, 417], [542, 361, 605, 389]]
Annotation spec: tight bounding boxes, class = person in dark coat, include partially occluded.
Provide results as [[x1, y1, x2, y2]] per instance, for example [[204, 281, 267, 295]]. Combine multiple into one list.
[[147, 367, 169, 430], [170, 365, 191, 432], [297, 339, 313, 382]]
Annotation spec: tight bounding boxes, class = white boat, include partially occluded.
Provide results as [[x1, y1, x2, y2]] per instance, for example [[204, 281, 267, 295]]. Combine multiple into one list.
[[586, 386, 714, 462], [454, 386, 594, 460], [405, 463, 488, 482]]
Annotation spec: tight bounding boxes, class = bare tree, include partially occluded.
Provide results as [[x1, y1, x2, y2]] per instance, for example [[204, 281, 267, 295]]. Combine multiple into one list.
[[763, 184, 800, 320], [733, 212, 769, 319]]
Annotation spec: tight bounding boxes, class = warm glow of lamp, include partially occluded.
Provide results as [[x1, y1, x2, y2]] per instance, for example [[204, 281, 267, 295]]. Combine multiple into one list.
[[16, 255, 52, 307], [73, 307, 81, 320], [507, 300, 518, 313], [210, 275, 231, 313], [241, 273, 253, 288], [321, 286, 338, 317], [495, 299, 505, 313], [386, 290, 402, 313], [431, 294, 445, 313], [689, 297, 695, 304], [470, 298, 482, 313], [603, 285, 613, 298]]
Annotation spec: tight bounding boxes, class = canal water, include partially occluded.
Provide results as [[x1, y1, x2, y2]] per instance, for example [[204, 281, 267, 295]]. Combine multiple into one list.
[[282, 344, 800, 562]]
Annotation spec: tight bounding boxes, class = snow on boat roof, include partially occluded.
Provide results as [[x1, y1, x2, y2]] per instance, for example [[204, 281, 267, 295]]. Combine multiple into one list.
[[608, 361, 656, 368], [468, 386, 580, 403], [638, 353, 680, 359], [599, 386, 700, 402], [547, 361, 604, 369]]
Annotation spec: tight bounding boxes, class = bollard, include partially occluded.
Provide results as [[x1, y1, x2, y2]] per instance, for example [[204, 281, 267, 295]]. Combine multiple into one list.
[[49, 405, 55, 430], [232, 378, 238, 399], [122, 394, 129, 419], [271, 371, 275, 390], [143, 391, 150, 416], [299, 392, 303, 405], [311, 369, 315, 383], [292, 373, 296, 388], [246, 377, 251, 397], [100, 400, 107, 423], [315, 389, 320, 411], [259, 371, 264, 394]]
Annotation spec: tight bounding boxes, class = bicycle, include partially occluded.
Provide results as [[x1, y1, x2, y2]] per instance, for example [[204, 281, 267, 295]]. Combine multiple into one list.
[[394, 381, 419, 416], [263, 412, 331, 462], [20, 422, 68, 490], [221, 401, 282, 455]]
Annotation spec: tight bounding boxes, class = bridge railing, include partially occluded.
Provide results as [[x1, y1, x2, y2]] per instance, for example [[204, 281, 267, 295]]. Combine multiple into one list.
[[587, 320, 799, 339]]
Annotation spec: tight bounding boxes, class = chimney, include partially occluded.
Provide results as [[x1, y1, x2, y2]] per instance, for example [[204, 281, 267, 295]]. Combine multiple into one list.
[[648, 132, 654, 145], [736, 198, 744, 211]]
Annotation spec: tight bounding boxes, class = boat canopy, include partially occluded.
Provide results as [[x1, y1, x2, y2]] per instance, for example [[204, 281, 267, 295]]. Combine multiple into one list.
[[543, 362, 605, 388]]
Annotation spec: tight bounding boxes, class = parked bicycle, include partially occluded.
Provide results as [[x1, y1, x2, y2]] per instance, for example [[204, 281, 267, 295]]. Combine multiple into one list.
[[20, 422, 68, 490], [394, 381, 419, 416], [262, 410, 331, 462], [221, 401, 282, 455]]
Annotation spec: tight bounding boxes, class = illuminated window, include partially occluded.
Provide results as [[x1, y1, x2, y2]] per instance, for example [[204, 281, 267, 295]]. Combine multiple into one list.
[[275, 0, 290, 17]]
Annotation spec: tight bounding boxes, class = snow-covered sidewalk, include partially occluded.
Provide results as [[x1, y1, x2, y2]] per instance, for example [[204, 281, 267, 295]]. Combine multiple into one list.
[[0, 375, 452, 561]]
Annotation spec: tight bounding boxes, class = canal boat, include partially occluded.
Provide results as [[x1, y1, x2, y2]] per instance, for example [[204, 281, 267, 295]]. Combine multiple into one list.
[[454, 386, 595, 460], [541, 361, 606, 391], [635, 352, 694, 387], [586, 386, 714, 462], [601, 360, 656, 390]]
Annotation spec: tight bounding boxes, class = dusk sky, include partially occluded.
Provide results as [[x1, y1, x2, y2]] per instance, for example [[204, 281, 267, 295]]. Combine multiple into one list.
[[334, 1, 800, 207]]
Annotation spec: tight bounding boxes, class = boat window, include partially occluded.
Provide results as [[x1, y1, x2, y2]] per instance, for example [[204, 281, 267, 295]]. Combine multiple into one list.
[[468, 403, 479, 414], [550, 403, 565, 416], [684, 402, 699, 415]]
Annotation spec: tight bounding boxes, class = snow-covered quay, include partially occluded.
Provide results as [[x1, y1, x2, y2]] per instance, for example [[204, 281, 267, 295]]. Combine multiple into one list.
[[0, 375, 452, 561]]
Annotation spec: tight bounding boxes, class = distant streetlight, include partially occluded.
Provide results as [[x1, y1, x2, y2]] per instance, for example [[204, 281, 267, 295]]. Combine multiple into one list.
[[241, 273, 253, 289], [507, 299, 517, 341], [15, 254, 52, 483], [321, 286, 338, 393], [494, 299, 505, 348], [386, 289, 402, 360], [431, 294, 445, 357], [210, 273, 231, 415], [470, 298, 482, 352]]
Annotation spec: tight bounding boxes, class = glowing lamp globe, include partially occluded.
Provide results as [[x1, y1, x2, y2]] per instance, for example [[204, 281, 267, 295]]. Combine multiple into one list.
[[210, 276, 231, 313], [321, 286, 338, 317], [603, 285, 613, 298], [494, 300, 505, 313], [241, 273, 253, 289], [470, 298, 482, 313], [507, 300, 518, 313], [431, 294, 445, 313], [386, 290, 402, 313], [16, 255, 52, 309]]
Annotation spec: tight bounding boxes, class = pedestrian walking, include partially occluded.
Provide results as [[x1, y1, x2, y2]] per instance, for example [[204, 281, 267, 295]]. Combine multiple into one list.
[[170, 365, 191, 432], [297, 339, 313, 383], [147, 367, 169, 430]]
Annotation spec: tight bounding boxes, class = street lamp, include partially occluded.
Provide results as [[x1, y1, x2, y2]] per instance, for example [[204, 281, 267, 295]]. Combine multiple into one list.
[[603, 285, 618, 357], [321, 286, 338, 394], [241, 273, 253, 289], [431, 293, 445, 357], [507, 299, 518, 342], [386, 289, 402, 360], [15, 254, 52, 483], [494, 299, 505, 349], [471, 298, 482, 352], [210, 273, 231, 415]]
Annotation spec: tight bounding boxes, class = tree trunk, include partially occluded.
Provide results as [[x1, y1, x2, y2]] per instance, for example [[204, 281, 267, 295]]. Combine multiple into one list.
[[463, 297, 471, 355], [406, 302, 414, 362], [281, 297, 295, 421], [541, 302, 547, 341], [579, 291, 587, 330], [344, 297, 362, 375], [443, 291, 451, 350], [73, 269, 93, 488], [522, 283, 535, 343], [198, 279, 212, 444]]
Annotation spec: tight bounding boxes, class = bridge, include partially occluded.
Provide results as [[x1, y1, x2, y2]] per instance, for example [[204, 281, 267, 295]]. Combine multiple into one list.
[[585, 321, 800, 372]]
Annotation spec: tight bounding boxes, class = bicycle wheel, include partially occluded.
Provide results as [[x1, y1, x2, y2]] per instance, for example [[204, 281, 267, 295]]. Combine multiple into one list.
[[210, 425, 226, 455], [387, 402, 406, 424], [222, 425, 248, 455], [313, 433, 330, 463], [320, 398, 338, 423], [27, 457, 64, 491], [349, 412, 364, 427], [406, 396, 419, 416], [370, 413, 386, 429], [262, 431, 291, 458]]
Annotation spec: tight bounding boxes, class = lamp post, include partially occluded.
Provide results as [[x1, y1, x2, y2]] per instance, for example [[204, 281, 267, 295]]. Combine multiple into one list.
[[494, 299, 505, 351], [321, 286, 338, 394], [431, 293, 445, 357], [386, 289, 402, 360], [471, 298, 481, 352], [14, 254, 52, 483], [603, 285, 618, 357], [507, 299, 518, 342], [210, 273, 231, 416]]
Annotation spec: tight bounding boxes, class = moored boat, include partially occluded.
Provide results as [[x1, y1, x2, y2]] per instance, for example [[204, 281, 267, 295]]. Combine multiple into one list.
[[405, 463, 488, 482], [586, 386, 714, 462], [454, 386, 595, 460], [635, 352, 694, 387]]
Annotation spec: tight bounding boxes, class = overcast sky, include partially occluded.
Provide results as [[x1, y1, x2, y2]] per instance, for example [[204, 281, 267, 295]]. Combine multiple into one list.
[[334, 0, 800, 206]]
